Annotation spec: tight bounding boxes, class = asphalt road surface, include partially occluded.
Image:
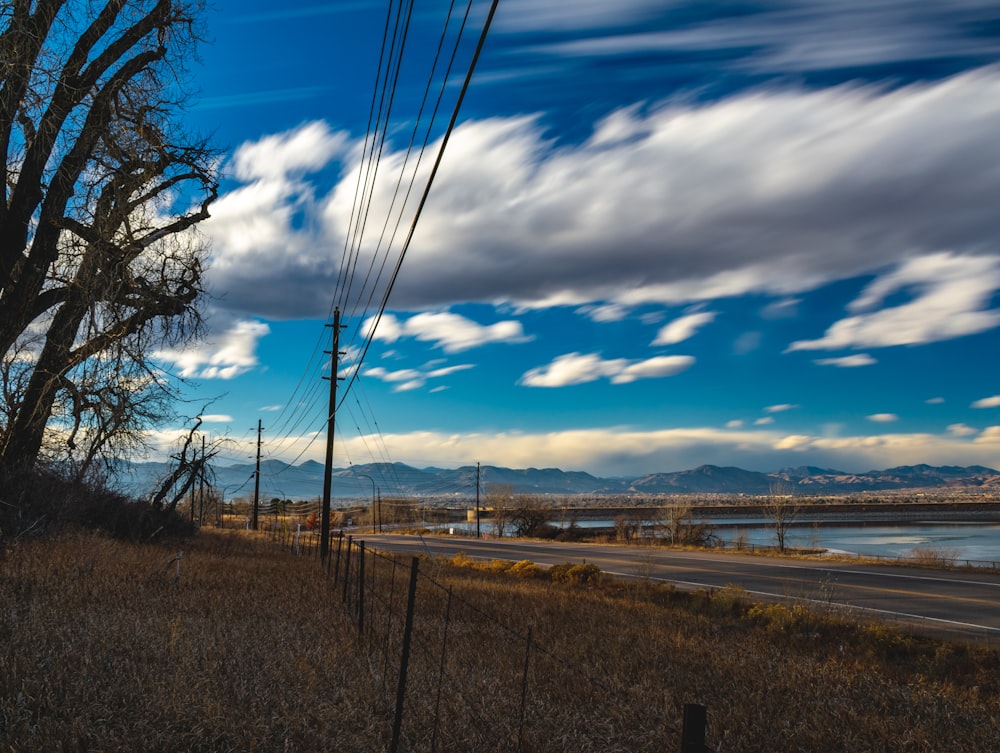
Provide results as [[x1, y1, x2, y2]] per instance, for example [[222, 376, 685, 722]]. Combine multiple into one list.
[[358, 533, 1000, 643]]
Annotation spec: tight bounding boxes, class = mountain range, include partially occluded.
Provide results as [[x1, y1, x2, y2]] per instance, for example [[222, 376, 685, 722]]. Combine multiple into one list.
[[116, 460, 1000, 501]]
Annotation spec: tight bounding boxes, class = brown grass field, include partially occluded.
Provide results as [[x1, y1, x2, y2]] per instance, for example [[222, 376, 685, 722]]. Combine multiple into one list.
[[2, 529, 1000, 752]]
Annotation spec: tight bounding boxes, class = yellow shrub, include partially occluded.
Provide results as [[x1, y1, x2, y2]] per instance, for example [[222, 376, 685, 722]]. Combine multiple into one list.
[[509, 560, 541, 579]]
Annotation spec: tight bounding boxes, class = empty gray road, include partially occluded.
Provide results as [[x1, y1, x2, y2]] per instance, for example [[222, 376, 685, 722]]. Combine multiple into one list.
[[358, 533, 1000, 642]]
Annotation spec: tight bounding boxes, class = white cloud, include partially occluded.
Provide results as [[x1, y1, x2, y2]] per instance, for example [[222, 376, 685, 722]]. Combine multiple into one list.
[[975, 426, 1000, 444], [229, 120, 348, 182], [156, 318, 270, 379], [495, 0, 665, 32], [814, 354, 877, 368], [765, 404, 799, 413], [972, 396, 1000, 408], [366, 311, 531, 353], [926, 397, 945, 405], [526, 2, 1000, 74], [761, 298, 800, 319], [948, 423, 977, 437], [203, 69, 1000, 324], [788, 253, 1000, 351], [725, 420, 743, 429], [754, 417, 774, 426], [365, 363, 475, 392], [652, 311, 716, 346], [519, 352, 693, 387], [577, 303, 629, 322], [612, 356, 696, 384], [242, 424, 1000, 478], [867, 413, 899, 423], [198, 414, 234, 423]]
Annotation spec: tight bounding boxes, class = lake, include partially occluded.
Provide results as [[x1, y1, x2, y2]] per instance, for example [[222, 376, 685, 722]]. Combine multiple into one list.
[[444, 517, 1000, 566]]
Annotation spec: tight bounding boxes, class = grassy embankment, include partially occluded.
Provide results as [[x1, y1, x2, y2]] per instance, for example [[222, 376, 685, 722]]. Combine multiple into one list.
[[2, 529, 999, 752]]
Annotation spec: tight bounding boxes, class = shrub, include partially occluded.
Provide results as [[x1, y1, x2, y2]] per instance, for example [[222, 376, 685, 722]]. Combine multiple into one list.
[[549, 562, 574, 583], [549, 561, 602, 585], [488, 559, 514, 573], [0, 466, 192, 543], [908, 545, 959, 567], [709, 584, 749, 617], [449, 552, 477, 569], [509, 560, 542, 579], [746, 602, 815, 634]]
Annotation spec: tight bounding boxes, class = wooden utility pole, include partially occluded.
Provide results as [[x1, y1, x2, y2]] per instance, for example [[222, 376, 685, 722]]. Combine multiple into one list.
[[252, 419, 262, 530], [475, 461, 481, 539], [320, 308, 341, 561]]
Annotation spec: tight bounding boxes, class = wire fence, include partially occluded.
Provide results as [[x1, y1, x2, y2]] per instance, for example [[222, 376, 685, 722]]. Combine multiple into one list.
[[253, 524, 706, 752]]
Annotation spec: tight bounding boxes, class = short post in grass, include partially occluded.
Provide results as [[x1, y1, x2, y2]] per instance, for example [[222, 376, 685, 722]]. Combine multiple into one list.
[[681, 703, 707, 753]]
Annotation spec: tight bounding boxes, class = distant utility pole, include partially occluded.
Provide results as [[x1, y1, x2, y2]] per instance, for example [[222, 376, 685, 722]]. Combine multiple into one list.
[[320, 308, 343, 562], [476, 461, 481, 539], [252, 419, 262, 530]]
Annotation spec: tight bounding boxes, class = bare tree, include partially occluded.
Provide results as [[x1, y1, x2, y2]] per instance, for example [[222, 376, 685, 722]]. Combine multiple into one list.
[[511, 495, 553, 538], [662, 504, 692, 545], [765, 481, 797, 553], [0, 1, 217, 477], [149, 412, 225, 514], [485, 482, 514, 537]]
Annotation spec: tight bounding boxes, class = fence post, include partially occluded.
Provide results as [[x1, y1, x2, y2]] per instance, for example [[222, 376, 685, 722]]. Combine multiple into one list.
[[334, 531, 343, 581], [390, 557, 420, 753], [429, 588, 453, 753], [343, 535, 353, 605], [357, 541, 366, 636], [517, 626, 533, 753], [681, 703, 707, 753]]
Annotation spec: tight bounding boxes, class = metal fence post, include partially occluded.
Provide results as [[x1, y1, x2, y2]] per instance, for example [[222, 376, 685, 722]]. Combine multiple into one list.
[[390, 557, 420, 753], [333, 531, 343, 581], [357, 541, 365, 636], [681, 703, 707, 753], [342, 535, 353, 605], [517, 626, 533, 753]]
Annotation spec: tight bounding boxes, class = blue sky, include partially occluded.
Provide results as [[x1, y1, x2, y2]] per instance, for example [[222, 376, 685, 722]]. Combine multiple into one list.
[[151, 0, 1000, 479]]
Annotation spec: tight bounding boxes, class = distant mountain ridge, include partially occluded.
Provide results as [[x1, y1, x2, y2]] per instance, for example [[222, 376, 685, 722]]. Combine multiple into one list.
[[116, 460, 1000, 500]]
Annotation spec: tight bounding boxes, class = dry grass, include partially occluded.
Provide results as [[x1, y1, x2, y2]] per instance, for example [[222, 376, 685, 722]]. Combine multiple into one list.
[[1, 530, 386, 752], [391, 553, 1000, 752], [4, 531, 1000, 752]]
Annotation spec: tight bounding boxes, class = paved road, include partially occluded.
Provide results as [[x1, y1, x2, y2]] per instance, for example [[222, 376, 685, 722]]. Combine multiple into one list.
[[358, 533, 1000, 643]]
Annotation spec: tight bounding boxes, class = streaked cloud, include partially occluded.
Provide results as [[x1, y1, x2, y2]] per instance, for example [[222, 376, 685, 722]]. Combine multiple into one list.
[[788, 253, 1000, 352], [948, 423, 978, 437], [519, 352, 693, 387], [532, 4, 1000, 74], [197, 414, 234, 423], [972, 396, 1000, 408], [652, 311, 716, 346], [230, 120, 348, 182], [814, 354, 877, 368], [867, 413, 899, 423], [243, 424, 1000, 478], [156, 318, 270, 380], [365, 363, 475, 392], [195, 86, 330, 112], [366, 311, 532, 353], [765, 404, 799, 413], [204, 68, 1000, 326]]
